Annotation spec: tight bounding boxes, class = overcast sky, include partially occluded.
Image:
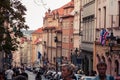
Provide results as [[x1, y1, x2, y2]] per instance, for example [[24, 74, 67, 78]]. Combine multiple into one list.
[[21, 0, 70, 30]]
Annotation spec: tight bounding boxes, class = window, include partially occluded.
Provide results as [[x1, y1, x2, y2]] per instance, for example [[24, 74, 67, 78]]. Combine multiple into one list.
[[62, 36, 69, 43], [63, 21, 70, 29], [98, 8, 101, 28], [103, 7, 106, 28], [64, 9, 69, 15], [82, 16, 94, 42]]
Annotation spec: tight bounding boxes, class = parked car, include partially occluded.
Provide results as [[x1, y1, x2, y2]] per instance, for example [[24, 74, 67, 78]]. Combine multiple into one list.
[[80, 76, 95, 80]]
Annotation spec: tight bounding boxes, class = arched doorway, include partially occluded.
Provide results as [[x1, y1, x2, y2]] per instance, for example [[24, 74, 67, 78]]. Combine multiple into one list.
[[115, 60, 119, 76]]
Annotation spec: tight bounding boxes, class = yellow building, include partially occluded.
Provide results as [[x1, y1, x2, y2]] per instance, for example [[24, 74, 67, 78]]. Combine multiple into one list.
[[31, 28, 43, 67]]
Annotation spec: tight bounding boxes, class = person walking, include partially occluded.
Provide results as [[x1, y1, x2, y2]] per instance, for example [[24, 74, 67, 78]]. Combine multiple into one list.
[[14, 75, 27, 80], [94, 61, 114, 80], [35, 70, 42, 80], [0, 72, 4, 80], [20, 68, 28, 80], [5, 66, 14, 80], [61, 63, 77, 80]]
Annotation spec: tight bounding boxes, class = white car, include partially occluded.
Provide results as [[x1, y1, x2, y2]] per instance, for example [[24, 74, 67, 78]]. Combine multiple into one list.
[[80, 76, 95, 80]]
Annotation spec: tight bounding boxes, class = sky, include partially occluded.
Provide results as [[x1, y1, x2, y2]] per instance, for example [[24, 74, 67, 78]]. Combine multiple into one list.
[[21, 0, 71, 30]]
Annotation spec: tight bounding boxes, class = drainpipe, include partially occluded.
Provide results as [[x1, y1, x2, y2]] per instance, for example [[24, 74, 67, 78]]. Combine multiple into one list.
[[51, 29, 52, 63]]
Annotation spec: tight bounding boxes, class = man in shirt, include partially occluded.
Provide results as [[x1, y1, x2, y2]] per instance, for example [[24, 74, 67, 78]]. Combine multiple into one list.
[[5, 66, 14, 80], [94, 61, 114, 80]]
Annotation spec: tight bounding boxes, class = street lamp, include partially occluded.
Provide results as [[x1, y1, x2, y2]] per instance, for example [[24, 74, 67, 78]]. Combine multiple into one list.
[[54, 36, 58, 73], [75, 48, 78, 54], [105, 31, 116, 57], [108, 31, 116, 52]]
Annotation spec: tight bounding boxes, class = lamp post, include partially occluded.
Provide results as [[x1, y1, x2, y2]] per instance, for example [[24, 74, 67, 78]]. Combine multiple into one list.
[[75, 48, 78, 54], [54, 36, 58, 73], [108, 31, 116, 52]]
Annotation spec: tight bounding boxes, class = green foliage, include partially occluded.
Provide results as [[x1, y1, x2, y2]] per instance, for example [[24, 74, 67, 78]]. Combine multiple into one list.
[[0, 0, 29, 53]]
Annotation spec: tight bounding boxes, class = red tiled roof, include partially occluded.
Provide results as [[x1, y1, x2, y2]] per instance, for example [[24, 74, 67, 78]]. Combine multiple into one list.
[[34, 38, 42, 44], [20, 37, 27, 44], [42, 26, 56, 31], [63, 1, 74, 9], [61, 14, 74, 18], [44, 0, 73, 17], [52, 0, 74, 16], [32, 27, 43, 34]]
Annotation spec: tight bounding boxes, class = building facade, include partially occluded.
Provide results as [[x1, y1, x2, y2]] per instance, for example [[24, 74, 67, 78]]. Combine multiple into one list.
[[42, 8, 62, 67], [61, 0, 74, 61], [80, 0, 95, 75], [94, 0, 120, 76], [31, 28, 43, 67], [42, 0, 74, 69], [73, 0, 81, 51]]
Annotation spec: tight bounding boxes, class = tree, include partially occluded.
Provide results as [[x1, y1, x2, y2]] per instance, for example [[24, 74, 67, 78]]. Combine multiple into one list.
[[0, 0, 29, 53]]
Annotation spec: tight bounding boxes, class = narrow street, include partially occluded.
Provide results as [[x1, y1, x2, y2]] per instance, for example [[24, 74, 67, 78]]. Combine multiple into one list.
[[26, 70, 36, 80], [26, 70, 48, 80], [0, 0, 120, 78]]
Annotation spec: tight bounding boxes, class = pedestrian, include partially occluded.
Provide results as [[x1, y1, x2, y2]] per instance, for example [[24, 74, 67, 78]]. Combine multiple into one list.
[[20, 68, 28, 80], [5, 66, 14, 80], [0, 72, 4, 80], [90, 70, 96, 76], [61, 63, 77, 80], [14, 75, 27, 80], [12, 67, 20, 77], [94, 61, 114, 80], [35, 70, 42, 80]]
